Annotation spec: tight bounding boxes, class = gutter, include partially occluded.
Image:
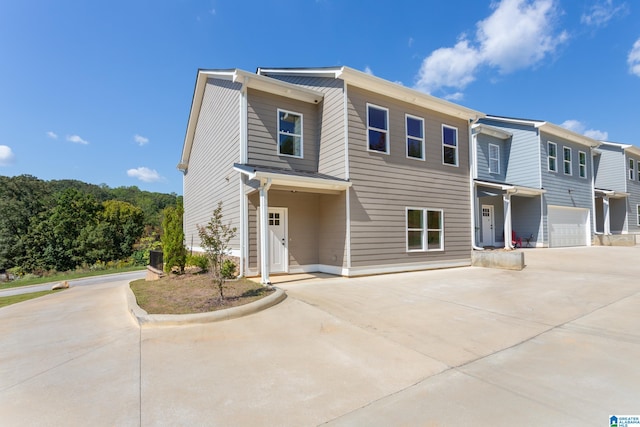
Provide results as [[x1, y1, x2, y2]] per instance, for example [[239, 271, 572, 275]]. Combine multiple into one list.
[[469, 116, 485, 251]]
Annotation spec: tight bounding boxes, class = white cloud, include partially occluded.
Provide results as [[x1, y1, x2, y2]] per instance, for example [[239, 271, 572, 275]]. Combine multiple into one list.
[[134, 134, 149, 146], [415, 0, 568, 94], [363, 66, 374, 76], [67, 134, 89, 145], [560, 119, 608, 140], [127, 167, 163, 183], [0, 145, 15, 166], [444, 92, 465, 101], [46, 131, 58, 139], [628, 38, 640, 77], [581, 0, 628, 27]]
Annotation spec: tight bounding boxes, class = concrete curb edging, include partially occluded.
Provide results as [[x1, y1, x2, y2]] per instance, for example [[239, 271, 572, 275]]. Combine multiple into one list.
[[126, 286, 287, 328], [471, 250, 525, 271]]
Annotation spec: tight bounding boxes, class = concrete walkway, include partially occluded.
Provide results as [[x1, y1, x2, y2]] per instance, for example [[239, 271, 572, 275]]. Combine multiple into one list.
[[1, 246, 639, 426]]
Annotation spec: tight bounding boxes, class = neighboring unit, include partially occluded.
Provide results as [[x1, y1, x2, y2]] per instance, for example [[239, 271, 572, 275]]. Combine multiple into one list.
[[592, 141, 640, 236], [178, 67, 483, 282], [471, 115, 600, 249]]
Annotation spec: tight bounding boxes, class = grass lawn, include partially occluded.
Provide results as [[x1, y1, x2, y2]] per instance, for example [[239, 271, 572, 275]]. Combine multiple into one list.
[[0, 266, 146, 290], [130, 273, 274, 315], [0, 289, 65, 308]]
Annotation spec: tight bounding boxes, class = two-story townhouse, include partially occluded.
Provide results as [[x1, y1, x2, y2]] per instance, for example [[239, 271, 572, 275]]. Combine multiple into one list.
[[471, 115, 599, 249], [179, 67, 483, 283], [593, 141, 640, 235]]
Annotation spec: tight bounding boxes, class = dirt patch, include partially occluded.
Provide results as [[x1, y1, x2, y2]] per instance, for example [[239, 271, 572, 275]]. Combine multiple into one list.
[[130, 273, 274, 315]]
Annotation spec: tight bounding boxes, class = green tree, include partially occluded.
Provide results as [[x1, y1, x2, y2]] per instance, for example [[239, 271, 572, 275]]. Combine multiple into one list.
[[161, 201, 186, 273], [197, 202, 237, 301]]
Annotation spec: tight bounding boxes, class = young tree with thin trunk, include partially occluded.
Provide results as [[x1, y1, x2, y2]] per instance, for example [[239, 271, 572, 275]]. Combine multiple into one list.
[[197, 202, 237, 301]]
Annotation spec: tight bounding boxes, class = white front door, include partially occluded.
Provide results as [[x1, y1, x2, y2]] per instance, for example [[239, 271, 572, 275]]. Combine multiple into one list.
[[268, 208, 288, 273], [482, 205, 495, 246]]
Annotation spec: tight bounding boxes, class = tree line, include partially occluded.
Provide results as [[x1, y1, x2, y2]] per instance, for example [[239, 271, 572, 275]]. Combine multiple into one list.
[[0, 174, 180, 274]]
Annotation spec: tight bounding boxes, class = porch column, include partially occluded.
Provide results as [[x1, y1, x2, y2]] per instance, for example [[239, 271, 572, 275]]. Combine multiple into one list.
[[603, 196, 611, 235], [503, 193, 512, 250], [259, 178, 272, 284]]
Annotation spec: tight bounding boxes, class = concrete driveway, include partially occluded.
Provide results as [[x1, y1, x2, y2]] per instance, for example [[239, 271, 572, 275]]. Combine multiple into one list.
[[1, 247, 639, 426]]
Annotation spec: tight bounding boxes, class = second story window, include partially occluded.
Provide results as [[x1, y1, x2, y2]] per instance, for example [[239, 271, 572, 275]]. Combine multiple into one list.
[[629, 158, 635, 181], [278, 109, 303, 158], [548, 142, 557, 172], [563, 147, 572, 175], [579, 151, 587, 178], [406, 115, 424, 160], [489, 144, 500, 174], [367, 104, 389, 153], [637, 160, 640, 181], [442, 125, 458, 166]]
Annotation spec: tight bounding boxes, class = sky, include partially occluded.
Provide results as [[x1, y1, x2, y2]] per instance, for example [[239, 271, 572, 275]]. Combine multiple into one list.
[[1, 0, 639, 195]]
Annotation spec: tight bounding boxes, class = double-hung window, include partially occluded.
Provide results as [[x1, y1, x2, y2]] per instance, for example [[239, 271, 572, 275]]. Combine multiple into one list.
[[406, 115, 424, 160], [489, 144, 500, 174], [563, 147, 572, 175], [406, 208, 444, 252], [367, 104, 389, 153], [442, 125, 458, 166], [629, 158, 635, 181], [578, 151, 587, 178], [278, 109, 303, 158], [548, 142, 557, 172]]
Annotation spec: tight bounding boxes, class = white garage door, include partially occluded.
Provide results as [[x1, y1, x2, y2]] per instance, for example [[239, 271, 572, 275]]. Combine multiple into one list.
[[548, 206, 589, 247]]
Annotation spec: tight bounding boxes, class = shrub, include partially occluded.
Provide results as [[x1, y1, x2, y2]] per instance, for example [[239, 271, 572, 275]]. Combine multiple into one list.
[[187, 254, 209, 271], [221, 259, 237, 279]]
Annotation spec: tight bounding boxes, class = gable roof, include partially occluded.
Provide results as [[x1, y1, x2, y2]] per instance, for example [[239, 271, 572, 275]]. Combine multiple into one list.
[[258, 66, 484, 121], [178, 69, 324, 172], [599, 140, 640, 157]]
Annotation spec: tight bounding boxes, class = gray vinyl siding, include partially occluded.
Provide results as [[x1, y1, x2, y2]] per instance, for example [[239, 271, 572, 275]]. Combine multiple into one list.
[[247, 88, 319, 172], [626, 153, 640, 233], [611, 198, 628, 233], [479, 119, 540, 188], [476, 134, 507, 182], [183, 78, 241, 250], [512, 196, 543, 245], [594, 145, 626, 191], [264, 75, 347, 179], [540, 133, 595, 237], [346, 85, 471, 268]]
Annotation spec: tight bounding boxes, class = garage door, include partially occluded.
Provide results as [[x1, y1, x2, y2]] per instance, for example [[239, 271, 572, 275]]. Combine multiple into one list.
[[548, 206, 589, 247]]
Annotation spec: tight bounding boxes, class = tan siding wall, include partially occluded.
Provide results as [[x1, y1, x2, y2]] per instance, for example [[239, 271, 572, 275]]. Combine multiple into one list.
[[247, 88, 319, 172], [266, 76, 346, 179], [183, 78, 241, 250], [319, 192, 347, 266], [346, 85, 471, 267]]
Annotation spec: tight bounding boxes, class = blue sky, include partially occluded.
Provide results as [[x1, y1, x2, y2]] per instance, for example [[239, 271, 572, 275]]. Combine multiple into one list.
[[1, 0, 639, 195]]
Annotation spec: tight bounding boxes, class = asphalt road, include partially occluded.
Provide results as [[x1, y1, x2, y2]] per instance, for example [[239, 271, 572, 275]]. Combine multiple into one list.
[[0, 270, 146, 297]]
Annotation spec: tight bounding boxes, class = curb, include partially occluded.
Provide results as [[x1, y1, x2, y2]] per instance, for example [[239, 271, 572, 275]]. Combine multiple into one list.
[[126, 286, 286, 328]]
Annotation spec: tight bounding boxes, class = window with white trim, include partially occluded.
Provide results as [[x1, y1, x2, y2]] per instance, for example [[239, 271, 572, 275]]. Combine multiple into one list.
[[278, 109, 303, 158], [578, 151, 587, 178], [489, 143, 500, 174], [563, 147, 572, 175], [548, 142, 557, 172], [406, 115, 424, 160], [406, 208, 444, 252], [629, 158, 635, 180], [442, 125, 458, 166], [637, 160, 640, 182], [367, 104, 389, 153]]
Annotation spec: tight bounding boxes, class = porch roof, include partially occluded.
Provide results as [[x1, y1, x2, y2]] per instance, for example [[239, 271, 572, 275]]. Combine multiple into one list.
[[233, 163, 352, 194], [475, 179, 546, 197], [595, 188, 629, 199]]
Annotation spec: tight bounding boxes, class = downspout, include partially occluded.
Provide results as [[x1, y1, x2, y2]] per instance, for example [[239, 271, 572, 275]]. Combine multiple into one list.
[[469, 117, 484, 250], [259, 178, 272, 284], [239, 78, 249, 277]]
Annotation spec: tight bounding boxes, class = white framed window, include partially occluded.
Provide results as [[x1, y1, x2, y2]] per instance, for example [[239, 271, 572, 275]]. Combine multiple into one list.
[[406, 114, 425, 160], [442, 125, 458, 166], [277, 109, 303, 158], [637, 205, 640, 226], [548, 142, 557, 172], [406, 208, 444, 252], [629, 158, 635, 181], [563, 146, 572, 175], [637, 160, 640, 182], [489, 143, 500, 174], [367, 104, 389, 154], [578, 151, 587, 178]]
